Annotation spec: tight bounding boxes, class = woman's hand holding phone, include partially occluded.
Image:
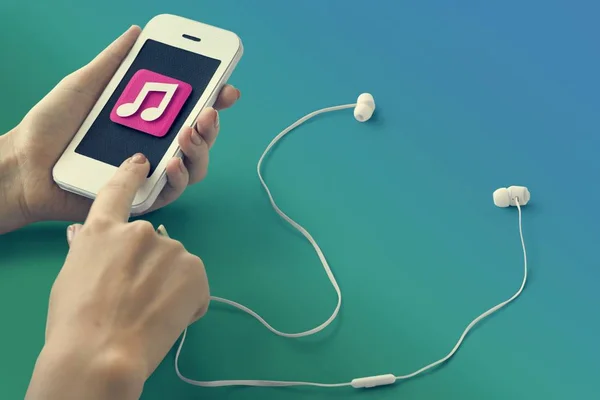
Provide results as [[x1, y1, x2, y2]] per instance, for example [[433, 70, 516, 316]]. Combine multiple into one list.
[[25, 154, 210, 400], [0, 25, 241, 234]]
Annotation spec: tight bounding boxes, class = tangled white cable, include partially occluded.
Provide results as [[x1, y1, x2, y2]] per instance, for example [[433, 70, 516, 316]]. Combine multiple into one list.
[[167, 94, 531, 390]]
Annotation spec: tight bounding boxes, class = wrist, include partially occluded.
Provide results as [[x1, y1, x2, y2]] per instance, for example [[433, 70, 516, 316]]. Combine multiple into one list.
[[0, 131, 30, 233], [26, 342, 145, 400]]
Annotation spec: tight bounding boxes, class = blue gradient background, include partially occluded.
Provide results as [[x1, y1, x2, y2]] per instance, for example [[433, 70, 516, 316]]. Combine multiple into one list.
[[1, 1, 599, 399]]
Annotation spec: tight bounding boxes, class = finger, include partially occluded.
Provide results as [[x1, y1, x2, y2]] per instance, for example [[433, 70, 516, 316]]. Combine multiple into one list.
[[149, 156, 190, 211], [66, 224, 83, 246], [195, 107, 220, 149], [61, 26, 141, 104], [87, 153, 150, 223], [178, 110, 219, 184], [213, 84, 241, 110], [179, 123, 209, 185]]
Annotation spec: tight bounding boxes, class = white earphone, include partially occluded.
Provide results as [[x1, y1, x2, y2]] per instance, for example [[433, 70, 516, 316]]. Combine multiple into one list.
[[493, 186, 530, 207], [353, 93, 376, 122], [171, 94, 530, 390]]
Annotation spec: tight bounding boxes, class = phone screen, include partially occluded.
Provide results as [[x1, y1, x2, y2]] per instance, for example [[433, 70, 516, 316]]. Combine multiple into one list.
[[75, 39, 221, 175]]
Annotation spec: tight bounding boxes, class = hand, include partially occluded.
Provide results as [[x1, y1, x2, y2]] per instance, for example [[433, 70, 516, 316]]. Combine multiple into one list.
[[0, 25, 240, 233], [25, 154, 209, 400]]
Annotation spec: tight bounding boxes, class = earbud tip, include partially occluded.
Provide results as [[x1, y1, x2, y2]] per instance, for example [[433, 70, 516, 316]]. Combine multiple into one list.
[[357, 93, 375, 105], [354, 93, 375, 122], [493, 188, 510, 207]]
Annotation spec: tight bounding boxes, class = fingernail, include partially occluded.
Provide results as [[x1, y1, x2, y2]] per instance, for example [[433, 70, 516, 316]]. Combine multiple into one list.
[[235, 88, 241, 99], [191, 127, 203, 145], [177, 157, 185, 173], [130, 153, 146, 164], [214, 110, 220, 129], [66, 224, 82, 245]]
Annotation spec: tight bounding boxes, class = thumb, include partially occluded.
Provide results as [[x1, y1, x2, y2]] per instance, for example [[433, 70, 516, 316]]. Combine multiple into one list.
[[66, 25, 141, 98], [66, 224, 83, 246], [32, 26, 141, 123]]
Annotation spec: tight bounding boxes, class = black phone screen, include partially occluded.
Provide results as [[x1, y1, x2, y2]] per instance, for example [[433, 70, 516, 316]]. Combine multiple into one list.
[[75, 39, 221, 175]]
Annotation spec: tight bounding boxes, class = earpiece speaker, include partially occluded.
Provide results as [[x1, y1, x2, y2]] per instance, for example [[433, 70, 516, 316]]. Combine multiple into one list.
[[493, 186, 530, 207], [354, 93, 375, 122]]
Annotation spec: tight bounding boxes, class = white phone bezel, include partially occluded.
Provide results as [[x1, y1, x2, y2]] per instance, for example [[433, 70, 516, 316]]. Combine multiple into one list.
[[52, 14, 243, 213]]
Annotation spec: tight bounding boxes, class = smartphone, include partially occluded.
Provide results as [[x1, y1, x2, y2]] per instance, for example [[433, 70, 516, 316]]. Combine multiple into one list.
[[52, 14, 243, 213]]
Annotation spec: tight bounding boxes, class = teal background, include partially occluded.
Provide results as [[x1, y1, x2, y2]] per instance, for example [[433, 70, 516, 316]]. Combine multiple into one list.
[[1, 1, 599, 399]]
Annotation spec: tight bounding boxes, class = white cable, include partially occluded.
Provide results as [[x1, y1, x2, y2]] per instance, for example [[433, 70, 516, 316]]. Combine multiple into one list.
[[394, 199, 528, 381], [206, 103, 356, 338], [173, 106, 529, 389]]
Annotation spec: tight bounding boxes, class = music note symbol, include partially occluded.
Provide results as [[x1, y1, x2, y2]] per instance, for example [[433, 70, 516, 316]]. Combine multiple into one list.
[[116, 82, 179, 122], [110, 69, 193, 138]]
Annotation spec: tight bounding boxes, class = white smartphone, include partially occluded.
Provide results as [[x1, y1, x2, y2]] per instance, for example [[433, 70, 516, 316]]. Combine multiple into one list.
[[52, 14, 243, 214]]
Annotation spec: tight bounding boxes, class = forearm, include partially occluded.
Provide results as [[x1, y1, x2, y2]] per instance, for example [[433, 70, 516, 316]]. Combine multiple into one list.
[[26, 343, 145, 400], [0, 132, 28, 234]]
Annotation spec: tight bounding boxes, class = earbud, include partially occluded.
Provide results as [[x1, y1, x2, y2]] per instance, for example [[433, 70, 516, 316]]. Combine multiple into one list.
[[493, 186, 530, 207], [354, 93, 376, 122]]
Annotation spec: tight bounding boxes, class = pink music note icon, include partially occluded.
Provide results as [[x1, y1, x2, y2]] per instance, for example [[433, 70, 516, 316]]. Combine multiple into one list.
[[110, 69, 193, 137]]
